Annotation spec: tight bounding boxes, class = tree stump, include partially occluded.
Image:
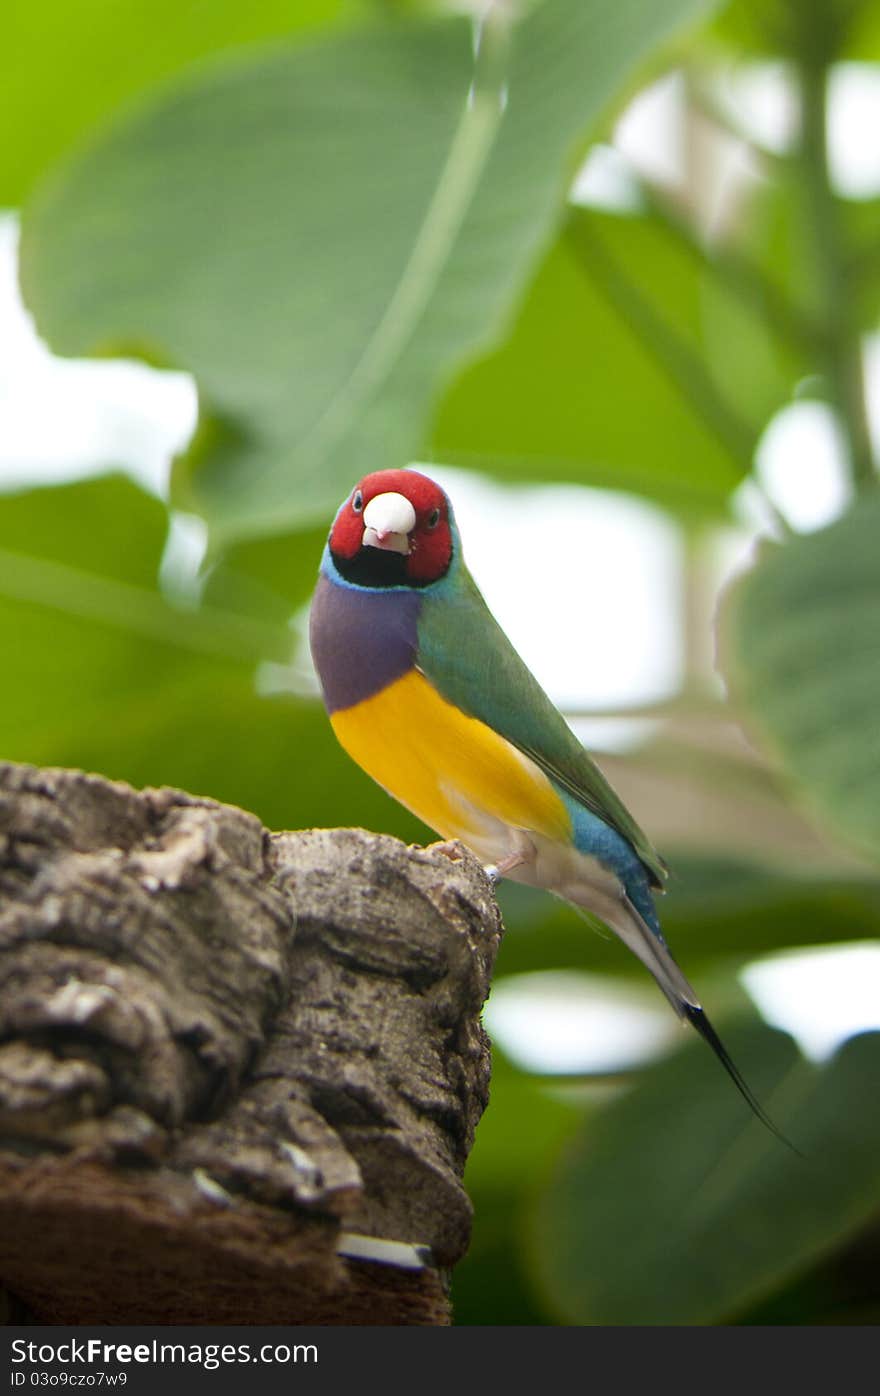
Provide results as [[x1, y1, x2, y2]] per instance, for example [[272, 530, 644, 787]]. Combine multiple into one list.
[[0, 761, 502, 1325]]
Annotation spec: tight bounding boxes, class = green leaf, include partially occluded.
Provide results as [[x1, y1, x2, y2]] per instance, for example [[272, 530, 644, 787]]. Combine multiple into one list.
[[739, 165, 829, 334], [530, 1024, 880, 1324], [832, 0, 880, 63], [705, 0, 788, 55], [0, 0, 357, 206], [453, 1051, 586, 1326], [432, 201, 806, 514], [0, 475, 178, 752], [845, 195, 880, 330], [722, 494, 880, 863], [21, 0, 719, 545], [707, 0, 875, 67], [200, 525, 329, 625], [732, 152, 880, 344]]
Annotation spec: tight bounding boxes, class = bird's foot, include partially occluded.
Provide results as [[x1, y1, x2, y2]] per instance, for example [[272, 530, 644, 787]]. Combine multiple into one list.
[[430, 839, 466, 863], [483, 850, 529, 885]]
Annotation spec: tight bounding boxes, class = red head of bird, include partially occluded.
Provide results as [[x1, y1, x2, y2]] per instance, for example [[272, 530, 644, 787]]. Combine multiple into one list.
[[328, 468, 453, 587]]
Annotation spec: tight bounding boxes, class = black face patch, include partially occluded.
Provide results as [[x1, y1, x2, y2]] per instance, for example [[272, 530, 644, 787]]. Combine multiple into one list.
[[332, 544, 442, 590]]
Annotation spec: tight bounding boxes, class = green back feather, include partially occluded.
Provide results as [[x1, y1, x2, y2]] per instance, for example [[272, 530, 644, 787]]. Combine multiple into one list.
[[417, 561, 667, 888]]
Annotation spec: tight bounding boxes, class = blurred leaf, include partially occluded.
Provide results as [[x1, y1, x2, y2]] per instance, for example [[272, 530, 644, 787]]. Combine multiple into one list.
[[465, 1050, 587, 1192], [529, 1025, 880, 1324], [706, 0, 788, 54], [722, 494, 880, 864], [21, 0, 719, 545], [709, 0, 872, 63], [737, 1216, 880, 1324], [453, 1051, 586, 1325], [453, 1185, 557, 1326], [0, 475, 178, 752], [734, 148, 879, 344], [432, 202, 804, 514], [833, 0, 880, 62], [201, 525, 329, 625], [750, 168, 824, 325], [1, 0, 359, 207], [699, 247, 806, 422], [845, 195, 880, 329]]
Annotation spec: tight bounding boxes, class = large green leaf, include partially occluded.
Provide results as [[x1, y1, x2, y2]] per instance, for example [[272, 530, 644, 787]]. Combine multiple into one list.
[[530, 1024, 880, 1324], [722, 494, 880, 863], [0, 0, 357, 206], [432, 204, 806, 513], [21, 0, 718, 545]]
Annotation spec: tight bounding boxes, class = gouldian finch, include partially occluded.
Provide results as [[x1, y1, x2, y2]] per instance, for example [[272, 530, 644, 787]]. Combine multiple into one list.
[[310, 468, 783, 1138]]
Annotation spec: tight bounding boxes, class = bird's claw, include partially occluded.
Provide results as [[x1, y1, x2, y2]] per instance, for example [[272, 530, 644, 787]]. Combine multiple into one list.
[[483, 850, 529, 885]]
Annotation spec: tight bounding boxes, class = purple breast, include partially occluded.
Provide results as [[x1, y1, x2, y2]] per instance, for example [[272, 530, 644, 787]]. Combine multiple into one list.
[[309, 572, 421, 713]]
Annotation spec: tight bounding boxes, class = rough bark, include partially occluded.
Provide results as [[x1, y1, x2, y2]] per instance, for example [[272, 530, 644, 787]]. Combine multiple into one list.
[[0, 761, 502, 1325]]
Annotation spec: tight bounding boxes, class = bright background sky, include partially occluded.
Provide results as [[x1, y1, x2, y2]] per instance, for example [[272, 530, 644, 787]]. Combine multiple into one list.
[[2, 59, 880, 1075]]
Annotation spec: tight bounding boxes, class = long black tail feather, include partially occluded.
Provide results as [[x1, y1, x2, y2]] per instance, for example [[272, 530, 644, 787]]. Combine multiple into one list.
[[682, 1003, 802, 1156]]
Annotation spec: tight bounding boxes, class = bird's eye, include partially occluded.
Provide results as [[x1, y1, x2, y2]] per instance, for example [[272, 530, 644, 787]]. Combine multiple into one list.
[[352, 489, 364, 513], [427, 507, 441, 529]]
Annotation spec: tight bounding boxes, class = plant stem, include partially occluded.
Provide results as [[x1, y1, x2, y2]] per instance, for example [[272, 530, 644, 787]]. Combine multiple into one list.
[[643, 184, 819, 358], [563, 211, 756, 475], [564, 209, 796, 537], [793, 3, 876, 491]]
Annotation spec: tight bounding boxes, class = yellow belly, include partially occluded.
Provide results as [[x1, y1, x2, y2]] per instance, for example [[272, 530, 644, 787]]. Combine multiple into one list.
[[330, 668, 571, 850]]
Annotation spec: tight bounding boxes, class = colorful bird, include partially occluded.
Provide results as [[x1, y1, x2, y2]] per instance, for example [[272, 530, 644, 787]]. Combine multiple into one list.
[[310, 467, 785, 1140]]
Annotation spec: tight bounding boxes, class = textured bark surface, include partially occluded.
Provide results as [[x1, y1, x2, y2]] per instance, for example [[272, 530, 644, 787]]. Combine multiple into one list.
[[0, 761, 502, 1325]]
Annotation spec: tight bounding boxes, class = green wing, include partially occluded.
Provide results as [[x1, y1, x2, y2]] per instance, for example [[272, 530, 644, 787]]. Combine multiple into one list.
[[417, 562, 667, 888]]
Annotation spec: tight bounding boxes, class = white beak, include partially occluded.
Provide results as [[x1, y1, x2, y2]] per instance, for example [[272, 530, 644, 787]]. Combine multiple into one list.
[[362, 491, 416, 554]]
